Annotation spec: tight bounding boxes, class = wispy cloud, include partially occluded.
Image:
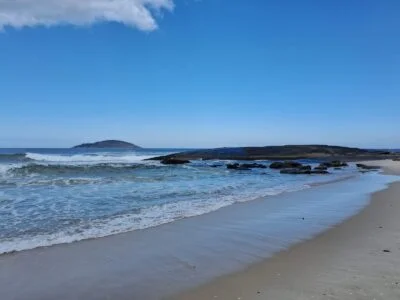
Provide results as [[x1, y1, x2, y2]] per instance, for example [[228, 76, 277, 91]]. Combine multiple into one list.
[[0, 0, 174, 31]]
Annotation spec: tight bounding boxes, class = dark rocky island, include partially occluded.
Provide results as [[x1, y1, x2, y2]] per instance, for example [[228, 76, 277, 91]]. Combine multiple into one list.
[[73, 140, 141, 149], [149, 145, 398, 162]]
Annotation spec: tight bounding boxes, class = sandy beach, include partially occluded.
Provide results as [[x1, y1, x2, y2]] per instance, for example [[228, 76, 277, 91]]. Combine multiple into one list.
[[173, 160, 400, 300], [2, 1, 399, 298]]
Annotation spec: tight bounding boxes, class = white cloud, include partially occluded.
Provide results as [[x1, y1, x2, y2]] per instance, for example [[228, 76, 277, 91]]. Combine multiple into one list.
[[0, 0, 174, 31]]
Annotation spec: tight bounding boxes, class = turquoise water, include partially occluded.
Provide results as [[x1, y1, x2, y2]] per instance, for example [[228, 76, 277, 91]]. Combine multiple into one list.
[[0, 148, 365, 253]]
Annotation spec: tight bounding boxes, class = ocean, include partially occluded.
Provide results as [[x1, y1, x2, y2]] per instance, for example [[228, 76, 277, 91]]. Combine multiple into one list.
[[0, 148, 379, 254]]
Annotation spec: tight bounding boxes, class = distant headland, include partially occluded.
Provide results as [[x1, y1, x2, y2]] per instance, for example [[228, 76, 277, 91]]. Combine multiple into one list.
[[73, 140, 141, 149]]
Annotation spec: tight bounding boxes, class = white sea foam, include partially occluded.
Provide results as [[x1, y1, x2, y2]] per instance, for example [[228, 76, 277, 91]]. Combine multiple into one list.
[[0, 164, 17, 177], [25, 152, 156, 164], [0, 181, 317, 254]]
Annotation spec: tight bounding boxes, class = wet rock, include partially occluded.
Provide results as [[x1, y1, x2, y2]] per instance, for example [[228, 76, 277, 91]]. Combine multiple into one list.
[[383, 249, 391, 253], [314, 165, 328, 171], [269, 162, 284, 169], [161, 158, 191, 165], [227, 163, 240, 169], [321, 161, 348, 168], [226, 163, 251, 170], [270, 161, 303, 169], [240, 163, 267, 169], [280, 165, 330, 175], [300, 165, 312, 171], [227, 162, 266, 170]]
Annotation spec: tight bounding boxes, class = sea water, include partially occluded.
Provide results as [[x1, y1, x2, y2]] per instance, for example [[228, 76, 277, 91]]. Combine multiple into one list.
[[0, 148, 382, 254]]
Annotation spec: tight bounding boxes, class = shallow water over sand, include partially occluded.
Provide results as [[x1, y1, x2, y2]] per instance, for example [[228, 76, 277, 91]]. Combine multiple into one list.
[[0, 172, 398, 300]]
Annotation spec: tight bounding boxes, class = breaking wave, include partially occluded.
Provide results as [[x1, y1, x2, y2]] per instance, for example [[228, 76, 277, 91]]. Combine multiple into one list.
[[25, 152, 155, 163]]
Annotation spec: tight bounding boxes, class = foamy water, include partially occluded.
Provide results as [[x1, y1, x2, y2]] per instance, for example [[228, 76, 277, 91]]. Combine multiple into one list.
[[25, 152, 157, 163], [0, 148, 364, 254]]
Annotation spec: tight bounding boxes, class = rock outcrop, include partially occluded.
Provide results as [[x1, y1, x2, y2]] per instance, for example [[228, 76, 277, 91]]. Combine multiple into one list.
[[269, 161, 303, 169], [149, 145, 395, 161], [227, 163, 266, 170], [280, 168, 329, 175], [160, 158, 191, 165], [314, 165, 328, 171], [320, 161, 348, 168]]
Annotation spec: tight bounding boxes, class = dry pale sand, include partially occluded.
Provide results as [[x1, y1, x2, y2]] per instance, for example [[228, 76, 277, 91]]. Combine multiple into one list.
[[173, 160, 400, 300]]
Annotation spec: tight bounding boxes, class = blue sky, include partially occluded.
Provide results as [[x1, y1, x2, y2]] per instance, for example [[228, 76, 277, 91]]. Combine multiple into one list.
[[0, 0, 399, 148]]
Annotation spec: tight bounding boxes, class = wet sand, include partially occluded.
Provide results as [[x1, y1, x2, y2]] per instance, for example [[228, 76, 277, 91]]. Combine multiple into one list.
[[173, 160, 400, 300]]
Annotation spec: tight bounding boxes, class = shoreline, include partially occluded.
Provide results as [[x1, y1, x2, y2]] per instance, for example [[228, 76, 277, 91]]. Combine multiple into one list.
[[0, 169, 359, 256], [172, 160, 400, 300], [0, 161, 398, 299]]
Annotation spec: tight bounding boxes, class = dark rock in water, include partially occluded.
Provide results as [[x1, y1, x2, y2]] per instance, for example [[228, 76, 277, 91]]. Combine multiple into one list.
[[240, 163, 267, 169], [335, 160, 348, 167], [321, 161, 348, 168], [356, 164, 381, 170], [73, 140, 141, 149], [300, 165, 312, 171], [227, 162, 266, 170], [280, 168, 311, 175], [161, 158, 190, 165], [393, 158, 400, 161], [269, 162, 284, 169], [311, 170, 330, 174], [280, 167, 330, 175], [226, 163, 251, 170], [227, 163, 240, 169], [270, 161, 303, 169], [314, 165, 328, 171]]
